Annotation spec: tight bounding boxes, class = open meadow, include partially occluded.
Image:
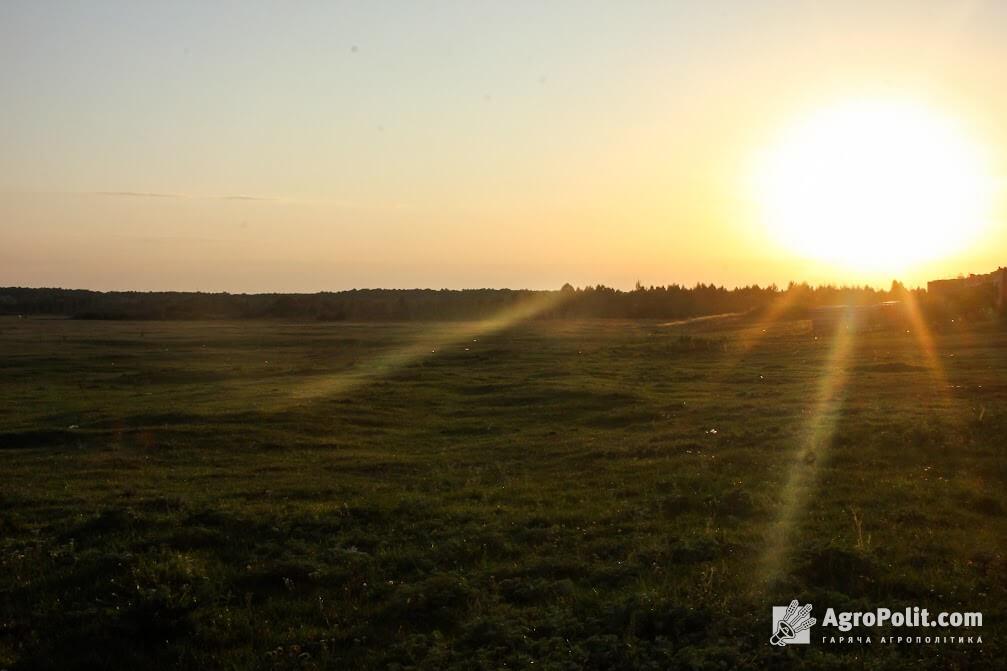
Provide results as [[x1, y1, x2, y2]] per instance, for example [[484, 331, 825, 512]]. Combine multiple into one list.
[[1, 316, 1005, 669]]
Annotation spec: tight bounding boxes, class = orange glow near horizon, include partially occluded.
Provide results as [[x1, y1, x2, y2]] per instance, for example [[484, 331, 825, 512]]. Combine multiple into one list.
[[5, 5, 1007, 292]]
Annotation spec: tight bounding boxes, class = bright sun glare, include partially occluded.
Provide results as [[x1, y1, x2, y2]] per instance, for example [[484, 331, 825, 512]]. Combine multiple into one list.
[[756, 99, 995, 272]]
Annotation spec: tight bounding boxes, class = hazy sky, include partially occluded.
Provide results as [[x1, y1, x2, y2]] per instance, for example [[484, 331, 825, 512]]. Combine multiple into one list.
[[2, 1, 1006, 291]]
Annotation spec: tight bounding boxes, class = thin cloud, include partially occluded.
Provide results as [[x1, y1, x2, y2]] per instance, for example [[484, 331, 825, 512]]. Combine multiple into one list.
[[88, 191, 277, 202], [81, 192, 415, 211], [68, 191, 411, 211], [217, 194, 275, 201], [93, 191, 183, 199]]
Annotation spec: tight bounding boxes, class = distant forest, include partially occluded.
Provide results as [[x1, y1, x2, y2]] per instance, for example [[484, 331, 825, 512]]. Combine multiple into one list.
[[0, 282, 922, 321]]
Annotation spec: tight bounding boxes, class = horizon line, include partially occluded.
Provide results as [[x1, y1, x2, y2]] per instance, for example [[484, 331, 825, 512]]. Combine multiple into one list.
[[0, 280, 930, 295]]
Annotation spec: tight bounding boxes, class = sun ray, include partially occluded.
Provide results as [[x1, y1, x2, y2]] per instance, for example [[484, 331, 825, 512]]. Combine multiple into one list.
[[756, 324, 856, 589], [901, 290, 951, 394], [732, 288, 803, 357], [675, 287, 801, 392], [281, 291, 570, 405]]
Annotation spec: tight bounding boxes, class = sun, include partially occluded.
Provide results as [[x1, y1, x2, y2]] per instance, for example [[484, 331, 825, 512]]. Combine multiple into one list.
[[754, 98, 995, 272]]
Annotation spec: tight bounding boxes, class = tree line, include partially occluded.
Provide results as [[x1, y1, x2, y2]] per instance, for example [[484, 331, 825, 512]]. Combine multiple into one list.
[[0, 282, 923, 321]]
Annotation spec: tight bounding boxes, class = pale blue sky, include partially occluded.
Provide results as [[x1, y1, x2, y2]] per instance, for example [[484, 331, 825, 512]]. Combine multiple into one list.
[[2, 2, 1005, 291]]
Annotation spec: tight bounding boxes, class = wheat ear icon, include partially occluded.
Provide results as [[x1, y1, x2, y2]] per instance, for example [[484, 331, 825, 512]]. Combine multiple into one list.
[[770, 599, 816, 646]]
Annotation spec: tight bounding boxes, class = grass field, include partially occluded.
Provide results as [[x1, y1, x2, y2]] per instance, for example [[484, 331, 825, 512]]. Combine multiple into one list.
[[1, 315, 1004, 670]]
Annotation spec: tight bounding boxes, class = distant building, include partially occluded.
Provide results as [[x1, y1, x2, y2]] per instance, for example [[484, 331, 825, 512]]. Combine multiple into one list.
[[927, 267, 1007, 314]]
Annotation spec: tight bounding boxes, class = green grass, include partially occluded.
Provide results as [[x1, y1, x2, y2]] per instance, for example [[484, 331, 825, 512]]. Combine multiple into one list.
[[1, 316, 1004, 669]]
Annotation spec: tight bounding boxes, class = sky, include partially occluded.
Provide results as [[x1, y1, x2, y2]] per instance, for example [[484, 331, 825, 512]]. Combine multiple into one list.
[[2, 1, 1006, 292]]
